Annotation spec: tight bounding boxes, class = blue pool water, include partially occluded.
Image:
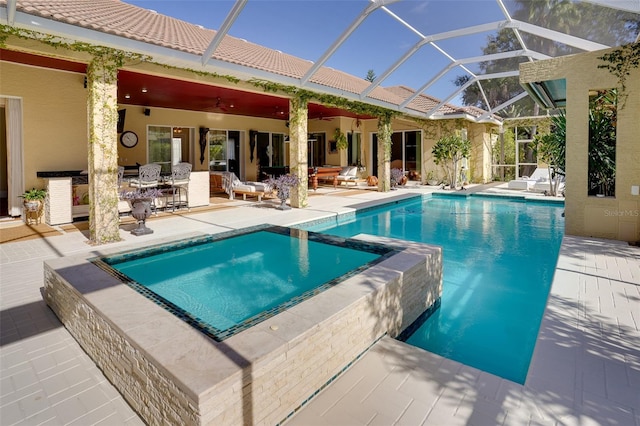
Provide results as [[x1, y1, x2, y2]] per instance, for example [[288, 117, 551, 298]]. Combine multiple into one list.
[[303, 194, 564, 383], [97, 226, 389, 341]]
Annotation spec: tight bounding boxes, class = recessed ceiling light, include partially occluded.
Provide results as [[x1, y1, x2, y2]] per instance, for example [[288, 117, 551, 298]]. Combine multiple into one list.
[[141, 88, 148, 93], [125, 94, 131, 99]]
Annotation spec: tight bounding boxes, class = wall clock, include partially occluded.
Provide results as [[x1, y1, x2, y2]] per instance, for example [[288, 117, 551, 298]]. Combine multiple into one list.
[[120, 131, 138, 148]]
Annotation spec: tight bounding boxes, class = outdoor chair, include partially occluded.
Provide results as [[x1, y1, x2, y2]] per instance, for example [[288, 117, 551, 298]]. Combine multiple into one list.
[[129, 163, 161, 189], [117, 166, 125, 188], [336, 166, 359, 186], [222, 171, 272, 201], [165, 162, 192, 211], [507, 168, 548, 190], [128, 163, 162, 213]]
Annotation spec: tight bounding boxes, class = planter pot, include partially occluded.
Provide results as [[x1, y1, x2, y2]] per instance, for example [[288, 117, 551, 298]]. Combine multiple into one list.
[[276, 198, 291, 211], [23, 200, 44, 225], [130, 198, 154, 235], [23, 200, 42, 212]]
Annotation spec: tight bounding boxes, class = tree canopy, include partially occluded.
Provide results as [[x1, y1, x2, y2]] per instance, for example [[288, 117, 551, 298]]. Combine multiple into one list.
[[455, 0, 639, 117]]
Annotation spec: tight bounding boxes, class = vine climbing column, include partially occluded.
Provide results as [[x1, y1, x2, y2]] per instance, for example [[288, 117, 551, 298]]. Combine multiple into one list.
[[289, 96, 309, 208], [86, 53, 122, 244], [377, 113, 392, 192]]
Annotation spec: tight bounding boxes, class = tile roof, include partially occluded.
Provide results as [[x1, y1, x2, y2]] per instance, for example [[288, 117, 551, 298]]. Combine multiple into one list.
[[386, 85, 461, 116], [7, 0, 489, 119]]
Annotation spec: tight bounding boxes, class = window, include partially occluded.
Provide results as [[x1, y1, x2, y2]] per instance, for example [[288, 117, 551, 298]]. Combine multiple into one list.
[[348, 132, 362, 167], [588, 89, 617, 197], [208, 130, 227, 172], [271, 133, 286, 167], [390, 130, 421, 173], [308, 132, 326, 167], [208, 130, 241, 174], [515, 126, 537, 178]]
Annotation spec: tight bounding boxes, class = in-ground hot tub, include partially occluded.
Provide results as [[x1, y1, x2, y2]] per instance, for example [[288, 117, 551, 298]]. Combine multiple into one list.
[[44, 225, 442, 425]]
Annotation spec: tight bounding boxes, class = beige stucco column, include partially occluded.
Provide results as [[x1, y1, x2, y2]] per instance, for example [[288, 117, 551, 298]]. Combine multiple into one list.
[[377, 114, 392, 192], [86, 55, 121, 244], [289, 96, 309, 208]]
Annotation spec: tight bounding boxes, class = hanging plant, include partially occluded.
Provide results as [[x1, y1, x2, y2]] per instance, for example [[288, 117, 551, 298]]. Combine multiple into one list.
[[334, 128, 348, 150]]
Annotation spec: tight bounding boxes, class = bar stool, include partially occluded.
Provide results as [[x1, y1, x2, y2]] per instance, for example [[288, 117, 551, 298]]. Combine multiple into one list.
[[129, 163, 161, 189], [166, 162, 191, 211], [129, 163, 161, 212]]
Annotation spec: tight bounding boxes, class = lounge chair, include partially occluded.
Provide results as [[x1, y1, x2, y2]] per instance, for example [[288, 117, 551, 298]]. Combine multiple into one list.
[[336, 166, 359, 186], [220, 172, 272, 201], [532, 173, 565, 194], [507, 168, 548, 190]]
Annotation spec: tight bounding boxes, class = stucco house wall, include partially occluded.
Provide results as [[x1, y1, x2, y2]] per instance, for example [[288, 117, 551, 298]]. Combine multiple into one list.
[[0, 61, 88, 190], [521, 47, 640, 242]]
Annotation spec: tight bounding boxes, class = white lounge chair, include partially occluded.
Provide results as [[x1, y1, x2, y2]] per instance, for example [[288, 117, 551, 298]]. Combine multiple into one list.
[[336, 166, 359, 186], [507, 168, 548, 190], [532, 173, 565, 194], [221, 172, 272, 201]]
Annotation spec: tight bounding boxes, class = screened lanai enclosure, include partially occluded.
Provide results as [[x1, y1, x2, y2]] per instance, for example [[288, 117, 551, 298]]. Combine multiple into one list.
[[121, 0, 639, 183], [121, 0, 638, 119]]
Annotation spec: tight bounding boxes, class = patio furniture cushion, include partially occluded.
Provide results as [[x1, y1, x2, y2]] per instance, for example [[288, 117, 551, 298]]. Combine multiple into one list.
[[337, 166, 358, 181]]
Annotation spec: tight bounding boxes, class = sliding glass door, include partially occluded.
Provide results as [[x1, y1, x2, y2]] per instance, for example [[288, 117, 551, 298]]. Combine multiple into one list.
[[148, 126, 192, 173]]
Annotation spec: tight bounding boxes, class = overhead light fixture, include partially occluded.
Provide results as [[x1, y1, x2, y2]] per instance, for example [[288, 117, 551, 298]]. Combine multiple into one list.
[[125, 94, 131, 99], [141, 88, 148, 93]]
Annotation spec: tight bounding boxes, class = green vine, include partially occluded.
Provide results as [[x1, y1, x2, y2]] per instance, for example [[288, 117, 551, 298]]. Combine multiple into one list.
[[249, 78, 399, 119], [598, 42, 640, 109], [0, 25, 149, 66], [155, 62, 241, 85]]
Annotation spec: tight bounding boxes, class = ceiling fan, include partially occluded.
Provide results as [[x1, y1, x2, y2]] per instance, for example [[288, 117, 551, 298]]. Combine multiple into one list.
[[214, 97, 228, 112]]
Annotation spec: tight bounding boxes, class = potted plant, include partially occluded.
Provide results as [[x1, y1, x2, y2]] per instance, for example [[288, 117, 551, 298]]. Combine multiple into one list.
[[119, 188, 164, 235], [334, 128, 348, 151], [20, 188, 47, 212], [426, 170, 439, 186], [266, 173, 300, 210], [390, 168, 406, 188]]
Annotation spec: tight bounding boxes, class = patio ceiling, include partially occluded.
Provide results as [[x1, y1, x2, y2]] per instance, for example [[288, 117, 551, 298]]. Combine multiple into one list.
[[0, 48, 362, 121], [116, 70, 362, 120]]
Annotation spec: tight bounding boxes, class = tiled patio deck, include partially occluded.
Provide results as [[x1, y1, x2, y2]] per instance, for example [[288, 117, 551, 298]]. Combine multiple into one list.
[[1, 185, 638, 425]]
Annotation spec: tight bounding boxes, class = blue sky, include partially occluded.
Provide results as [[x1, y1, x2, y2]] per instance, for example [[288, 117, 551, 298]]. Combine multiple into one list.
[[125, 1, 511, 103]]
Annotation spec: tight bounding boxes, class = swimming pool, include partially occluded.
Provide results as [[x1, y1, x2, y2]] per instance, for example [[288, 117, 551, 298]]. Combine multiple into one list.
[[93, 225, 392, 341], [302, 194, 564, 383]]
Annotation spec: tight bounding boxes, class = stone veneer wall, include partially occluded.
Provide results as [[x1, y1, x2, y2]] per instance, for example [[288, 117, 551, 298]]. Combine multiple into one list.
[[44, 266, 198, 424], [44, 237, 441, 425], [45, 178, 73, 225]]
